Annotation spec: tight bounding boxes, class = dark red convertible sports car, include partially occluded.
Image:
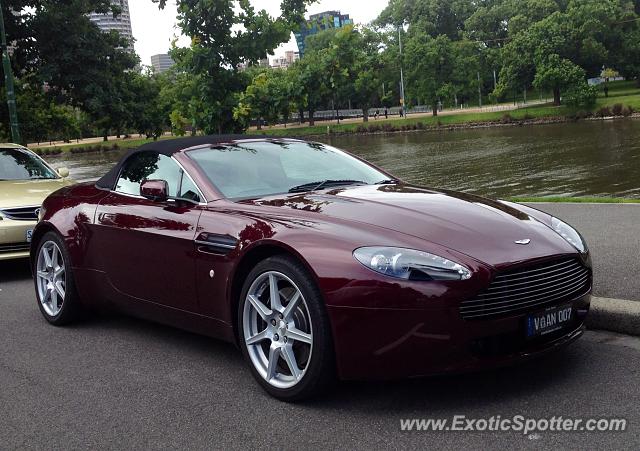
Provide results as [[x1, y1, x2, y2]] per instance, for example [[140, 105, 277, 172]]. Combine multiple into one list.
[[31, 135, 592, 401]]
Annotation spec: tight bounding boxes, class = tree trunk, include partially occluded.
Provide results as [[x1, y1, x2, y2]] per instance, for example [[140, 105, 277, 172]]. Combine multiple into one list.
[[309, 110, 315, 126], [432, 107, 438, 117], [298, 109, 304, 124], [362, 109, 369, 122], [257, 119, 262, 131], [553, 87, 561, 106]]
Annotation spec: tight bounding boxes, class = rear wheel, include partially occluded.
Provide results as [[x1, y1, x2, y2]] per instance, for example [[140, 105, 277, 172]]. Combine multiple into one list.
[[34, 232, 82, 326], [238, 256, 335, 401]]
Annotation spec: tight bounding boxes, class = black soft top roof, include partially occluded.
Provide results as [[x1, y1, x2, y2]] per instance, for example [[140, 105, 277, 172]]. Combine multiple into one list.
[[96, 134, 266, 190]]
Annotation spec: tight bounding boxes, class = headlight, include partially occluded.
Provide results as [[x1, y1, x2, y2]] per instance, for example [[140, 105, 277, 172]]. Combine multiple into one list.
[[37, 206, 45, 222], [353, 247, 472, 281], [551, 217, 587, 253]]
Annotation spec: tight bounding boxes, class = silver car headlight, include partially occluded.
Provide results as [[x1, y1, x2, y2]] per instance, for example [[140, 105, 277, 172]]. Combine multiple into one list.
[[551, 217, 587, 253], [353, 247, 472, 281]]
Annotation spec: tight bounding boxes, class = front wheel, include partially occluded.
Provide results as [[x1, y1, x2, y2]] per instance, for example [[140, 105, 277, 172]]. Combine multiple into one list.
[[34, 231, 82, 326], [238, 256, 335, 401]]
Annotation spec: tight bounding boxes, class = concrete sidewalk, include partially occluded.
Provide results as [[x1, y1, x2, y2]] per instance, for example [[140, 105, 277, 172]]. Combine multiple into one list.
[[526, 203, 640, 302]]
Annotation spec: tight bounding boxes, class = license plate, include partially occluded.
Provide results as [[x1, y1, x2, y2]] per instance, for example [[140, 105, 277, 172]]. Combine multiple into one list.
[[526, 304, 573, 338], [26, 229, 33, 243]]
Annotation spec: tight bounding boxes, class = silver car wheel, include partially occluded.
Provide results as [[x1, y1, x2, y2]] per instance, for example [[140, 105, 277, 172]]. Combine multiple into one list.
[[36, 241, 66, 317], [243, 271, 313, 389]]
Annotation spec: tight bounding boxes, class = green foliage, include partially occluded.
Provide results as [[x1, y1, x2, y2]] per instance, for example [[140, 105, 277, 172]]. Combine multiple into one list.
[[564, 84, 598, 108], [1, 0, 138, 143], [3, 0, 640, 140], [170, 110, 189, 137], [153, 0, 315, 134]]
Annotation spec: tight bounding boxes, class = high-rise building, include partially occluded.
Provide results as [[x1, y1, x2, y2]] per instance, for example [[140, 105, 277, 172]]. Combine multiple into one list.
[[294, 11, 354, 57], [151, 54, 175, 73], [89, 0, 134, 51], [271, 51, 300, 69]]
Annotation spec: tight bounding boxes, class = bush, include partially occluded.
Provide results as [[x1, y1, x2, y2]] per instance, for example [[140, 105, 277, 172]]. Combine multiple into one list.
[[612, 104, 624, 116], [564, 83, 598, 108], [597, 106, 612, 117], [574, 110, 591, 120], [501, 113, 513, 124]]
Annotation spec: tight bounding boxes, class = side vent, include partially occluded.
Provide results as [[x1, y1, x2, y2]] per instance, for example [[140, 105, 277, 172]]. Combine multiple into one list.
[[195, 233, 238, 256]]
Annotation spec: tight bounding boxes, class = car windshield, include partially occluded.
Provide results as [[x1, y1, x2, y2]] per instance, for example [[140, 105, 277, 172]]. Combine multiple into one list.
[[187, 141, 389, 199], [0, 148, 58, 181]]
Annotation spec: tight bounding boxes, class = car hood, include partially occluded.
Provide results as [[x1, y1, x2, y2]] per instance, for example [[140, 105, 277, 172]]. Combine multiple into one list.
[[245, 184, 577, 267], [0, 179, 73, 209]]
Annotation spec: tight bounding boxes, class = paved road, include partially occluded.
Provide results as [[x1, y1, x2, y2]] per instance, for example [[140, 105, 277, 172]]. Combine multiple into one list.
[[526, 203, 640, 301], [1, 260, 639, 450]]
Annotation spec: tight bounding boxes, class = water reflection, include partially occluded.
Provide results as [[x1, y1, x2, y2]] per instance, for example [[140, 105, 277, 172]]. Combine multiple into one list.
[[323, 119, 640, 198]]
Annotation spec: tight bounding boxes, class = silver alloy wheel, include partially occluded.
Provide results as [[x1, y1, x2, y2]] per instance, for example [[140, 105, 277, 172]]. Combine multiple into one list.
[[243, 271, 313, 389], [36, 241, 66, 317]]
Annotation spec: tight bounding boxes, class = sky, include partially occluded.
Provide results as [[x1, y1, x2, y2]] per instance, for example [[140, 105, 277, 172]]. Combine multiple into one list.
[[128, 0, 390, 67]]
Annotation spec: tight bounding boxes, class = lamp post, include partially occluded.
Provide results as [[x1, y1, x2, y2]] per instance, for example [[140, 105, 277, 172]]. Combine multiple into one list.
[[398, 26, 406, 116], [0, 0, 21, 144]]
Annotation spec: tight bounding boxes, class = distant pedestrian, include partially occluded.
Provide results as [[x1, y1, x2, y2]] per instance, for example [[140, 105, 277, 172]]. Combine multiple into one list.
[[375, 109, 379, 120], [399, 107, 404, 118], [384, 107, 388, 119]]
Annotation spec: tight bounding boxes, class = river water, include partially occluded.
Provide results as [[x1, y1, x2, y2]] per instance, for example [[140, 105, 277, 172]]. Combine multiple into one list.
[[49, 119, 640, 198]]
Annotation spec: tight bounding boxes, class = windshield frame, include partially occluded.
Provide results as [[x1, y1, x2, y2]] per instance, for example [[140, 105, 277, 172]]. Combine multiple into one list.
[[0, 146, 61, 182], [183, 139, 397, 201]]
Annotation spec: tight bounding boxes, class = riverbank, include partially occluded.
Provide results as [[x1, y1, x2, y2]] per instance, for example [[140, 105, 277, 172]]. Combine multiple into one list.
[[257, 103, 640, 138], [511, 197, 640, 204]]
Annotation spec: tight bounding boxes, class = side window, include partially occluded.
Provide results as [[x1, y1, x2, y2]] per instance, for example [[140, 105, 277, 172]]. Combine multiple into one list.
[[116, 152, 182, 197], [178, 172, 202, 203]]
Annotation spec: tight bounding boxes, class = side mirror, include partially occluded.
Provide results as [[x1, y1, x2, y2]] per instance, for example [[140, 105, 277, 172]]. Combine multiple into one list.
[[57, 167, 70, 178], [140, 180, 169, 202]]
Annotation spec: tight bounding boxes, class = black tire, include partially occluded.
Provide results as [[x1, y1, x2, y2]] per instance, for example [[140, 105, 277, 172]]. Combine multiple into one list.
[[238, 255, 335, 402], [33, 231, 82, 326]]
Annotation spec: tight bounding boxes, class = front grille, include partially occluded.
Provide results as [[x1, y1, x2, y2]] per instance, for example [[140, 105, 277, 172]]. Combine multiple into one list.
[[0, 206, 39, 221], [460, 258, 591, 320], [0, 242, 30, 253]]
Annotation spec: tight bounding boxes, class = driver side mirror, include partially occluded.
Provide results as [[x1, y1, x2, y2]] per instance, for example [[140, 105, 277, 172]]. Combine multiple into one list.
[[140, 180, 169, 202], [57, 167, 70, 178]]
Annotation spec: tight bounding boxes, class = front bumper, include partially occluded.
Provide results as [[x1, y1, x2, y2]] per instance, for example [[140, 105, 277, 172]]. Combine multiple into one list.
[[327, 292, 591, 380], [0, 218, 36, 260]]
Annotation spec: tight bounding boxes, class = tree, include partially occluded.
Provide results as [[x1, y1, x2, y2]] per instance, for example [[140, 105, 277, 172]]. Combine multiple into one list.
[[291, 51, 330, 126], [377, 0, 476, 39], [154, 0, 316, 134], [533, 54, 588, 105], [318, 25, 359, 121], [351, 28, 385, 122], [128, 72, 169, 140], [1, 0, 138, 141], [404, 34, 456, 115]]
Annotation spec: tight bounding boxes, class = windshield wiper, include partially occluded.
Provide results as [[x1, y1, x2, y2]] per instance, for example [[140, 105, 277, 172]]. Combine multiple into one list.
[[376, 179, 399, 185], [288, 179, 367, 193]]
